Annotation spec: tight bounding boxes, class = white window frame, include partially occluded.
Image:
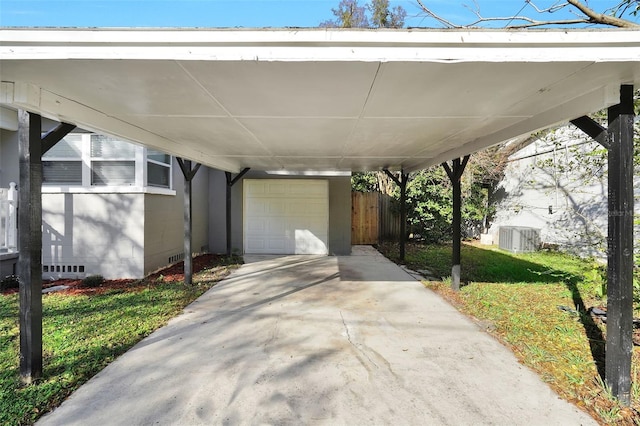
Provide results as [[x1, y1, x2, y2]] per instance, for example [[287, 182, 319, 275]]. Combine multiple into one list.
[[145, 149, 173, 189], [42, 133, 176, 195]]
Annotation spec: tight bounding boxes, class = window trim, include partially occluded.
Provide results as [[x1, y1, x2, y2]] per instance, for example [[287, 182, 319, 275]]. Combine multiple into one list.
[[41, 133, 175, 194]]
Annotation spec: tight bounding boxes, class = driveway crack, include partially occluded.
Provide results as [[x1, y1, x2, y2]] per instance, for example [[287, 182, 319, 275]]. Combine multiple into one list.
[[340, 311, 378, 368]]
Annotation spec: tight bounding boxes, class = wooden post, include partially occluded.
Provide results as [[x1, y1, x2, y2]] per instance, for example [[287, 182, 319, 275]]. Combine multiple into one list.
[[569, 84, 635, 405], [184, 160, 193, 285], [399, 171, 408, 262], [18, 110, 43, 384], [442, 155, 470, 291], [605, 85, 634, 405], [383, 169, 409, 262], [177, 158, 201, 285]]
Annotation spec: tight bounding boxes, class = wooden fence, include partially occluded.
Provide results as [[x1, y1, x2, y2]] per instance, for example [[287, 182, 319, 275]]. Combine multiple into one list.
[[379, 194, 401, 241], [351, 192, 400, 245]]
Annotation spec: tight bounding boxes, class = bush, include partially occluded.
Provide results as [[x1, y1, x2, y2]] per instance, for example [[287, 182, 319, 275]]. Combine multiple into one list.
[[0, 275, 19, 291], [82, 275, 105, 288]]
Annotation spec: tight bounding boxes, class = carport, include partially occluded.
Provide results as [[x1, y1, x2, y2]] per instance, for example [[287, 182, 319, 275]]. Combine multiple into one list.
[[1, 28, 638, 402]]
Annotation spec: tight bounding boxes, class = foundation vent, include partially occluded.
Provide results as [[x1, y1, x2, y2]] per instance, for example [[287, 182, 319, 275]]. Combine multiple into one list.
[[168, 253, 185, 264], [43, 264, 85, 274]]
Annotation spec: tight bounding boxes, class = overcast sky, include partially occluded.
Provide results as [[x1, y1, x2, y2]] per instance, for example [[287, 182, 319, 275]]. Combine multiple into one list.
[[0, 0, 637, 28]]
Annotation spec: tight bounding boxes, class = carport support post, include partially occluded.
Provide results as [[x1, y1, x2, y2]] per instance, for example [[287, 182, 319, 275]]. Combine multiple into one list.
[[18, 110, 43, 384], [18, 110, 75, 383], [225, 168, 250, 256], [177, 158, 201, 285], [383, 169, 409, 262], [442, 155, 470, 291], [570, 84, 634, 405], [606, 85, 634, 405]]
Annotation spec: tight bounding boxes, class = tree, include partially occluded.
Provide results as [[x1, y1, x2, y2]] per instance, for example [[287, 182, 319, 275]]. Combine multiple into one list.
[[321, 0, 369, 28], [321, 0, 406, 28], [369, 0, 407, 28], [415, 0, 639, 28]]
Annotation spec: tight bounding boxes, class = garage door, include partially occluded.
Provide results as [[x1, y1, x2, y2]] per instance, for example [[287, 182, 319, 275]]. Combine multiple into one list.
[[244, 179, 329, 254]]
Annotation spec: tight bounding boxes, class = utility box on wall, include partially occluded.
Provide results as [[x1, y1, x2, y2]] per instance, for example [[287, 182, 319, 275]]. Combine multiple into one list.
[[498, 226, 540, 253]]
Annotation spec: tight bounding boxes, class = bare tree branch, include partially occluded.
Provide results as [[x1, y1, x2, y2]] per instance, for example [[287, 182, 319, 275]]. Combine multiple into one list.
[[415, 0, 640, 28], [567, 0, 640, 27], [463, 3, 587, 28], [415, 0, 463, 28]]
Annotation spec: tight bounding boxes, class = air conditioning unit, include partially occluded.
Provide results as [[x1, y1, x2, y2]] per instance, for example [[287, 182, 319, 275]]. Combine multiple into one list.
[[499, 226, 540, 253]]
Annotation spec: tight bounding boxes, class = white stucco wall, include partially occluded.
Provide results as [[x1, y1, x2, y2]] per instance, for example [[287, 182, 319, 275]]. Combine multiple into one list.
[[490, 125, 639, 258], [42, 193, 145, 279]]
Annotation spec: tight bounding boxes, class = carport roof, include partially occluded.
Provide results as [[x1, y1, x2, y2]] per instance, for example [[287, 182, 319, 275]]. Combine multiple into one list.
[[1, 28, 639, 173]]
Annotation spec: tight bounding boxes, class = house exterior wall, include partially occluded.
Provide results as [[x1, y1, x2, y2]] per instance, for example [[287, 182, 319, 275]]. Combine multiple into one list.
[[208, 169, 227, 254], [212, 171, 351, 255], [1, 123, 212, 280], [489, 125, 639, 258], [144, 160, 210, 274], [0, 129, 19, 188], [328, 176, 352, 255], [42, 193, 145, 279], [1, 117, 59, 188]]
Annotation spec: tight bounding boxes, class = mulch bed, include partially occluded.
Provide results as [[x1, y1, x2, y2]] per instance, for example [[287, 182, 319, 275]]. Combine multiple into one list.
[[1, 254, 232, 296]]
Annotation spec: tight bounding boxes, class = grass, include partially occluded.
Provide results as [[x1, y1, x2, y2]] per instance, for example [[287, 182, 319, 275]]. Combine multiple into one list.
[[0, 255, 240, 426], [378, 241, 640, 425]]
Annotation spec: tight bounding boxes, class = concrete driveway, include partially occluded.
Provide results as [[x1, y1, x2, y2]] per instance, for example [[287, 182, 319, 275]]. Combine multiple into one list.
[[39, 247, 596, 425]]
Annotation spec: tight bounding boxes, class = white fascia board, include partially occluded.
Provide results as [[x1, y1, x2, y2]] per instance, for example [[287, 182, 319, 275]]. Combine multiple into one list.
[[1, 28, 639, 63]]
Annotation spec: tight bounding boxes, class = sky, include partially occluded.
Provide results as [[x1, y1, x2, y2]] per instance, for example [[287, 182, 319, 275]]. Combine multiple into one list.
[[0, 0, 637, 28]]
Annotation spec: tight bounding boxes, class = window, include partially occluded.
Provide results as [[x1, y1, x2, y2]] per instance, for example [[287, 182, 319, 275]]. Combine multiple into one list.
[[146, 149, 171, 188], [90, 135, 136, 186], [41, 133, 173, 192], [42, 134, 83, 184]]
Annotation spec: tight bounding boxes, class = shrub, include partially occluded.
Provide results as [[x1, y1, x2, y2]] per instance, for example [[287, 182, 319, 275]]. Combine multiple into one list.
[[0, 275, 19, 291], [82, 275, 105, 288]]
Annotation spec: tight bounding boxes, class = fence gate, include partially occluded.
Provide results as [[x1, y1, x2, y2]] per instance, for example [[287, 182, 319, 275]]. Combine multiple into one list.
[[351, 192, 379, 245]]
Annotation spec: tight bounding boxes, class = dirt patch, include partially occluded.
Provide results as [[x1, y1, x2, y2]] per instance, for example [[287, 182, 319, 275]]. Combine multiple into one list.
[[2, 254, 239, 296]]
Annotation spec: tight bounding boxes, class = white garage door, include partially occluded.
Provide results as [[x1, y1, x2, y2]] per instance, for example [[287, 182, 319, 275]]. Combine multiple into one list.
[[244, 179, 329, 255]]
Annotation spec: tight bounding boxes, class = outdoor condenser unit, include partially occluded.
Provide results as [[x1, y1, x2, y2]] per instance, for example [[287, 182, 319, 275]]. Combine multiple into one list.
[[498, 226, 540, 253]]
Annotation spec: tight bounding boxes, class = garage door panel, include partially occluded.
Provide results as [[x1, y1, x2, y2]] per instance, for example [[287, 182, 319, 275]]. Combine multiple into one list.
[[245, 199, 268, 215], [294, 230, 327, 255], [289, 181, 326, 197], [267, 182, 287, 195], [267, 219, 287, 234], [267, 199, 288, 216], [245, 181, 267, 196], [246, 218, 267, 234], [267, 237, 288, 253], [244, 179, 328, 255]]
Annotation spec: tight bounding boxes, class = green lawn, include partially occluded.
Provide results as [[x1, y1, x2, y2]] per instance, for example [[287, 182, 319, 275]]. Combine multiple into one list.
[[378, 241, 640, 425], [0, 256, 240, 426]]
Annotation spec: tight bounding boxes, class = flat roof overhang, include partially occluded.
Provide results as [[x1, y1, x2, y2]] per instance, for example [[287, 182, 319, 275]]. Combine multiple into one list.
[[1, 28, 639, 172]]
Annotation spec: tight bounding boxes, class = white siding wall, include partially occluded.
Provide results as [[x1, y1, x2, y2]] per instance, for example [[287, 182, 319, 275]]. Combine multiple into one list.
[[490, 125, 639, 258]]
